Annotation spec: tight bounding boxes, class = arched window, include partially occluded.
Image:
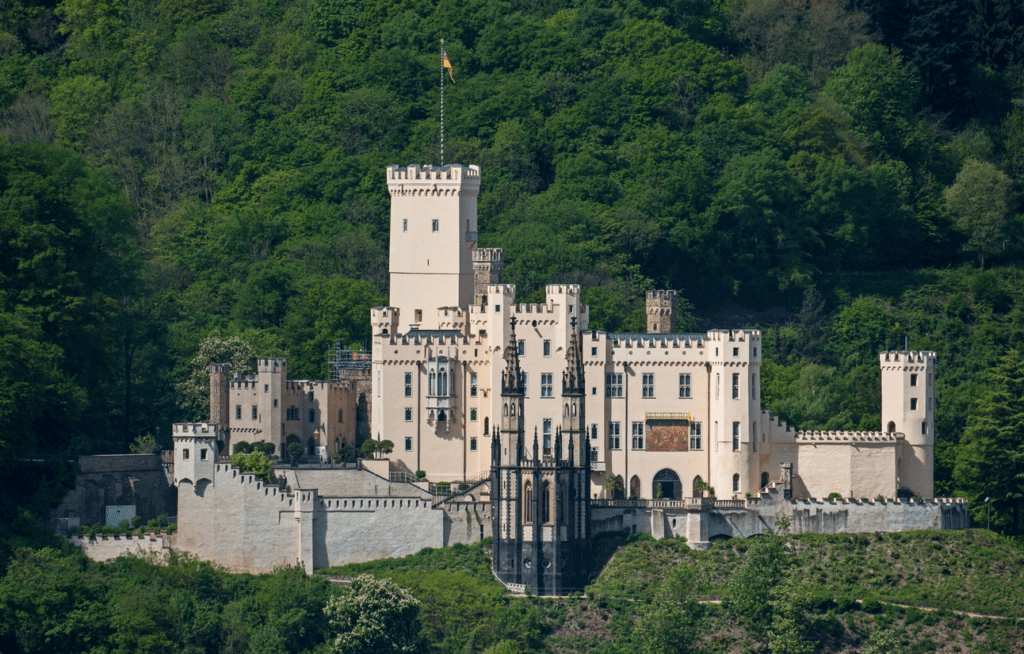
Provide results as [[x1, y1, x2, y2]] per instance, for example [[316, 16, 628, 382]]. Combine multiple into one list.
[[693, 475, 704, 498], [511, 403, 516, 416], [572, 404, 577, 416], [523, 482, 533, 523], [564, 404, 569, 417], [440, 370, 448, 396], [887, 421, 896, 434], [542, 481, 551, 524], [429, 372, 436, 396], [630, 475, 641, 499], [732, 473, 740, 493], [503, 404, 508, 416], [761, 471, 769, 489], [653, 469, 681, 500], [483, 417, 489, 434]]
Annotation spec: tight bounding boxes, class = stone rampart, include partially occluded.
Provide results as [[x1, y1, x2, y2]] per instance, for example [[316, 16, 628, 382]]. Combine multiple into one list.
[[70, 532, 173, 562], [49, 454, 177, 529]]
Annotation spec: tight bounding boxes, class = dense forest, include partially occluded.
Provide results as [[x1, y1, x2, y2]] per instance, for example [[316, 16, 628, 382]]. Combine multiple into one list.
[[2, 0, 1024, 535]]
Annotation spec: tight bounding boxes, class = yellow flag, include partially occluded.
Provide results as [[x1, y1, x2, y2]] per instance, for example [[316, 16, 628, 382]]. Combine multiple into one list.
[[442, 51, 455, 84]]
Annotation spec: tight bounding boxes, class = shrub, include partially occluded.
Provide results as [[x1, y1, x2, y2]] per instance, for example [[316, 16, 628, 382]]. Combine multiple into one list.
[[861, 598, 882, 613], [234, 440, 252, 454], [167, 523, 177, 532], [416, 470, 426, 479], [131, 515, 143, 528], [459, 483, 469, 491], [118, 520, 131, 531], [157, 514, 168, 527], [288, 442, 304, 459], [827, 492, 844, 502]]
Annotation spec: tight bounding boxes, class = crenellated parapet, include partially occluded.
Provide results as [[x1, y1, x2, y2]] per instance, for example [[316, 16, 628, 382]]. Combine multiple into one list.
[[386, 163, 481, 196], [794, 430, 901, 443]]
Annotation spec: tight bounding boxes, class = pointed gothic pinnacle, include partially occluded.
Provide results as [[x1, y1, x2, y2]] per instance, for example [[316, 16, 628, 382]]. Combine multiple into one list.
[[503, 314, 523, 395], [533, 426, 539, 461], [563, 315, 585, 394]]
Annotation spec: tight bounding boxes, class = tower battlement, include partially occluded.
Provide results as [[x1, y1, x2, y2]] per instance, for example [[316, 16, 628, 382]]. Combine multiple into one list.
[[880, 350, 937, 368], [386, 164, 481, 194], [258, 358, 287, 374]]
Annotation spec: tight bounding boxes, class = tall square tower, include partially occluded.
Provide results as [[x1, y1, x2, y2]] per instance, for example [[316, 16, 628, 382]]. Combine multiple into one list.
[[387, 164, 480, 332]]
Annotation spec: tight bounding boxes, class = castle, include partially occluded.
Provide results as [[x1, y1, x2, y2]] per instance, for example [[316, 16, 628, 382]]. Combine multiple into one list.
[[68, 162, 965, 596]]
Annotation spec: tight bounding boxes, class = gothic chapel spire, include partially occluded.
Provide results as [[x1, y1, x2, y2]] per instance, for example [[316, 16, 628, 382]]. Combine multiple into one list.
[[563, 316, 585, 395], [502, 315, 524, 395]]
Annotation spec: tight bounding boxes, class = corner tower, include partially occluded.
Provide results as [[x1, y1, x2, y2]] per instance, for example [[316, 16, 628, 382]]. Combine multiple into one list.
[[386, 163, 481, 332], [881, 350, 936, 497]]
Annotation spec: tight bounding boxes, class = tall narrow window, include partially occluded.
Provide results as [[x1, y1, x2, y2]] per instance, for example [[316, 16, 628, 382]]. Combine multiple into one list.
[[543, 340, 551, 356], [470, 408, 478, 421], [404, 408, 412, 421], [470, 437, 477, 451], [689, 422, 702, 450], [429, 372, 436, 396], [251, 406, 257, 420], [752, 373, 758, 399], [921, 421, 927, 435], [470, 373, 478, 397], [642, 373, 655, 398], [236, 405, 241, 420], [543, 419, 552, 451], [542, 482, 551, 524], [605, 373, 623, 397], [631, 422, 644, 449], [608, 422, 621, 449], [541, 373, 553, 397], [431, 219, 439, 232], [910, 398, 918, 410], [679, 373, 691, 398], [439, 370, 448, 396], [590, 424, 598, 440], [402, 218, 408, 232], [732, 373, 739, 399], [733, 474, 740, 493], [405, 437, 412, 451], [524, 482, 533, 523], [732, 422, 740, 451], [716, 374, 720, 399], [338, 409, 343, 423], [910, 373, 918, 387], [309, 409, 315, 423], [522, 372, 528, 396], [517, 340, 526, 356], [404, 372, 413, 397]]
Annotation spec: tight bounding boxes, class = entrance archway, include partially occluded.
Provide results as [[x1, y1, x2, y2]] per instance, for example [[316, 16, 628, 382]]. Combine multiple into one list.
[[653, 469, 681, 500], [692, 475, 704, 498], [887, 421, 896, 434]]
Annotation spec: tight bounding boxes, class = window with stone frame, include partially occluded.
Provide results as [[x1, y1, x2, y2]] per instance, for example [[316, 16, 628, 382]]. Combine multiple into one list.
[[541, 373, 554, 397], [642, 373, 655, 398], [404, 372, 413, 397], [405, 437, 412, 451], [470, 437, 477, 451], [470, 373, 477, 397], [689, 422, 702, 450], [517, 339, 525, 356], [733, 473, 740, 493], [910, 398, 918, 410], [679, 373, 691, 398], [251, 405, 257, 420], [608, 422, 621, 449], [470, 408, 477, 421], [732, 373, 739, 399], [543, 419, 552, 451], [404, 408, 413, 421], [236, 405, 241, 420], [732, 422, 740, 450], [286, 406, 299, 421], [605, 372, 623, 397], [543, 340, 551, 356], [631, 422, 644, 449]]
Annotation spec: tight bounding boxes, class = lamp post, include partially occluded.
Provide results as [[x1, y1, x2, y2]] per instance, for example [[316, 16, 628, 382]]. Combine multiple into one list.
[[985, 497, 991, 530]]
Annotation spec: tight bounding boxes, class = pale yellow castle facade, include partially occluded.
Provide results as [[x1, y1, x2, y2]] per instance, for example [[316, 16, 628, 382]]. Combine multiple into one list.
[[370, 163, 936, 501]]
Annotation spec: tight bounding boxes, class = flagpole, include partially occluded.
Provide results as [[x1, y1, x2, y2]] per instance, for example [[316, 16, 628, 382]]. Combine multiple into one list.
[[440, 39, 445, 168]]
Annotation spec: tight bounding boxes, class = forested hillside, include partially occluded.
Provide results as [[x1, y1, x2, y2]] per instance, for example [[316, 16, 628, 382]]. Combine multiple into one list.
[[2, 0, 1024, 530]]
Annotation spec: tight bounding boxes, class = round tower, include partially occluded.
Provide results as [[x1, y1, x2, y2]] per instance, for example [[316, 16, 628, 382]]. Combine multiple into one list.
[[209, 363, 231, 435], [880, 350, 936, 497]]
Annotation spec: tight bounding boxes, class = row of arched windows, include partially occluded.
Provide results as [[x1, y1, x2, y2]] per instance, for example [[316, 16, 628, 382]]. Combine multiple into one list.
[[522, 480, 567, 525], [427, 369, 449, 396]]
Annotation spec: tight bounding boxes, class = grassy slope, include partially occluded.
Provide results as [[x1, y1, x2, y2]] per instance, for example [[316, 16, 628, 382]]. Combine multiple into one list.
[[317, 531, 1024, 653]]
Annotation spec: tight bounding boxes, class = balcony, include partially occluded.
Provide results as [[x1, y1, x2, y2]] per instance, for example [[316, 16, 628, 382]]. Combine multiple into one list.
[[426, 395, 453, 410], [465, 231, 479, 242], [591, 461, 606, 472]]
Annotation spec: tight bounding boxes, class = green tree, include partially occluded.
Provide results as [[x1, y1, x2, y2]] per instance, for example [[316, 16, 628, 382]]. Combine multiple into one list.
[[230, 451, 275, 483], [176, 330, 257, 421], [767, 575, 815, 654], [633, 562, 705, 654], [726, 533, 792, 643], [324, 573, 420, 654], [954, 349, 1024, 534], [943, 158, 1014, 268]]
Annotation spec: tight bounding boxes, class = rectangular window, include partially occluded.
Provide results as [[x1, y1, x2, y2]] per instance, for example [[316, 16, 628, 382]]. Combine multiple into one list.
[[605, 372, 624, 397], [733, 347, 739, 357], [752, 374, 758, 399], [200, 449, 207, 460], [183, 449, 189, 460], [404, 408, 412, 421], [753, 347, 758, 356], [308, 408, 315, 423], [251, 406, 257, 420], [910, 398, 918, 410], [470, 408, 478, 421], [733, 474, 740, 493], [642, 373, 655, 398], [517, 339, 525, 356], [338, 409, 343, 423], [470, 373, 478, 397], [415, 309, 422, 323], [235, 405, 241, 420], [732, 373, 739, 399], [590, 424, 598, 440], [402, 218, 408, 232], [543, 340, 551, 356], [921, 421, 928, 435], [308, 390, 314, 401], [470, 437, 477, 451], [405, 437, 412, 451], [541, 373, 554, 397], [286, 407, 298, 421], [377, 370, 381, 397], [732, 422, 740, 451], [608, 422, 621, 449], [716, 373, 720, 399], [543, 419, 552, 451], [495, 303, 500, 313], [591, 447, 598, 460], [591, 347, 598, 356], [404, 372, 413, 397], [264, 384, 268, 393], [631, 422, 644, 449], [273, 399, 279, 408], [522, 372, 528, 396], [690, 422, 702, 450], [431, 219, 439, 232], [679, 373, 691, 398], [910, 373, 918, 387]]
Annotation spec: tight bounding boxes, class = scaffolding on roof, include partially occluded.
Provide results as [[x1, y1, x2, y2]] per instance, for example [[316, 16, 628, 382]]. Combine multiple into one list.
[[328, 342, 371, 381]]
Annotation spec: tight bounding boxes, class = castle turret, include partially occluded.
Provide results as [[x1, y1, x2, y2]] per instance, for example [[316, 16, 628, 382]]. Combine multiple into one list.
[[172, 422, 220, 487], [881, 350, 936, 497], [386, 163, 481, 332], [473, 248, 504, 306], [646, 290, 677, 334], [209, 363, 230, 443], [257, 357, 287, 453]]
